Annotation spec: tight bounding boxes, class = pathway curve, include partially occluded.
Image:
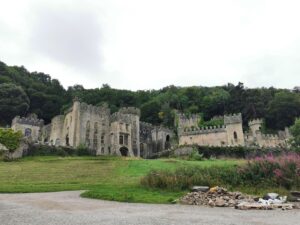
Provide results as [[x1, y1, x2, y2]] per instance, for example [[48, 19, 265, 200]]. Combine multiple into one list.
[[0, 191, 299, 225]]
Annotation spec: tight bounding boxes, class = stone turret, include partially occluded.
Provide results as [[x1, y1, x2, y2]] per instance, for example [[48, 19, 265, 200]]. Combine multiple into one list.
[[248, 119, 263, 136], [224, 113, 242, 125], [224, 113, 244, 146]]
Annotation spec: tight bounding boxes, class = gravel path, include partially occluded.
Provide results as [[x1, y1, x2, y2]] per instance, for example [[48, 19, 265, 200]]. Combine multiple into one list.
[[0, 191, 299, 225]]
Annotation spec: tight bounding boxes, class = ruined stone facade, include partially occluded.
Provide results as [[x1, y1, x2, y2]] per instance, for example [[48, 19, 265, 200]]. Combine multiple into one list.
[[178, 113, 290, 148], [11, 114, 44, 142], [12, 99, 172, 158], [140, 122, 172, 158]]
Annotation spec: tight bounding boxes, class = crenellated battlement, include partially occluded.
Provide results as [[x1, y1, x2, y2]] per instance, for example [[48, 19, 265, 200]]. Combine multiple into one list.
[[249, 119, 263, 126], [12, 114, 44, 127], [224, 113, 242, 125], [180, 125, 226, 136], [79, 102, 110, 115], [118, 107, 141, 117], [260, 133, 279, 139]]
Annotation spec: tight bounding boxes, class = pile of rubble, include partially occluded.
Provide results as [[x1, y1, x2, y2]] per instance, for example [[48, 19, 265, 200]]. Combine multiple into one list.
[[180, 186, 254, 207], [180, 186, 300, 210]]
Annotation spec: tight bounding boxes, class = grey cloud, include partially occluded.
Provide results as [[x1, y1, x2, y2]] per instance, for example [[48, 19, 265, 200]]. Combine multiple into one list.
[[241, 49, 300, 88], [29, 4, 103, 73]]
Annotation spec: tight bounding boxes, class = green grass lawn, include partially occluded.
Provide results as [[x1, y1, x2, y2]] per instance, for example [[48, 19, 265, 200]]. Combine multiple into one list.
[[0, 156, 243, 203]]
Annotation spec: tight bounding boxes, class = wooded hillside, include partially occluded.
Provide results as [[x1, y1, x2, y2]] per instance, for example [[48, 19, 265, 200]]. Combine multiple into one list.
[[1, 61, 300, 131]]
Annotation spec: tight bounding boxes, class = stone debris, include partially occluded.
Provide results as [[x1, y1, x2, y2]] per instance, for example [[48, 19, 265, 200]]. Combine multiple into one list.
[[263, 193, 279, 200], [290, 191, 300, 202], [236, 202, 294, 210], [191, 186, 209, 192], [180, 187, 299, 210], [180, 186, 254, 207]]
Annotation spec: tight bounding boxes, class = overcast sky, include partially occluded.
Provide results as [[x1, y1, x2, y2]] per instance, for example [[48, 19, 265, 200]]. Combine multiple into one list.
[[0, 0, 300, 90]]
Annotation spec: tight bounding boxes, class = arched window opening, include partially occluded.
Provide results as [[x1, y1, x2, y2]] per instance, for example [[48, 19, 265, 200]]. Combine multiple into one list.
[[233, 131, 238, 141], [101, 133, 105, 144], [65, 134, 69, 146], [140, 143, 144, 157], [25, 128, 32, 137], [86, 121, 90, 147], [119, 135, 124, 145], [93, 123, 98, 149], [120, 147, 129, 156], [165, 134, 171, 149]]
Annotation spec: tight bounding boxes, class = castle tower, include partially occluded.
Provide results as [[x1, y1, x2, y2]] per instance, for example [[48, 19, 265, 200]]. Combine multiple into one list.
[[110, 107, 141, 157], [224, 113, 245, 146], [248, 119, 263, 137], [70, 97, 81, 147]]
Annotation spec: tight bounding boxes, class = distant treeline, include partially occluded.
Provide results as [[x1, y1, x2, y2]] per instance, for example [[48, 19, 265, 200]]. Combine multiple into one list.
[[0, 60, 300, 131]]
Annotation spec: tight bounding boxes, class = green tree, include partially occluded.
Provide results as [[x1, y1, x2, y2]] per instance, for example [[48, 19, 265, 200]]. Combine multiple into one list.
[[0, 83, 30, 125], [290, 118, 300, 148], [0, 128, 23, 152], [266, 91, 300, 130]]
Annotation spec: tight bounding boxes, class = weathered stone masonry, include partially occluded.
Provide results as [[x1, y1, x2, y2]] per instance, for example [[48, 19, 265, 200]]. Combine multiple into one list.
[[12, 99, 172, 158], [178, 113, 290, 148]]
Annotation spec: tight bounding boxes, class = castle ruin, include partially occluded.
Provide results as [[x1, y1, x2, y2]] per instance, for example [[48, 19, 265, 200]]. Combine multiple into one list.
[[11, 99, 172, 158]]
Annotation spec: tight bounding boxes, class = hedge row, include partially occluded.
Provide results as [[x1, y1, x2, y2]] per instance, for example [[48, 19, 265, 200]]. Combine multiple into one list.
[[196, 146, 290, 159], [26, 144, 90, 157]]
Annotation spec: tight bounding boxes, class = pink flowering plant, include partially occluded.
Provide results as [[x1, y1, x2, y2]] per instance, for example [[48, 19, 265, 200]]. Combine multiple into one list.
[[141, 153, 300, 191], [239, 153, 300, 189]]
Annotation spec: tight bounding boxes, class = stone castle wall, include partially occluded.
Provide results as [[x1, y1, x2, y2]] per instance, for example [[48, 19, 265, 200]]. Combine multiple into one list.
[[177, 113, 201, 129], [12, 100, 171, 158], [11, 114, 44, 143], [178, 112, 289, 148], [179, 126, 228, 146]]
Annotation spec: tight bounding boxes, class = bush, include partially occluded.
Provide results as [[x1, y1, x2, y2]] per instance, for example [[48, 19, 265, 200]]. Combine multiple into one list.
[[27, 144, 76, 156], [239, 153, 300, 189], [196, 146, 286, 159], [141, 153, 300, 191], [0, 129, 22, 152], [76, 144, 90, 156], [141, 166, 238, 191], [188, 148, 204, 161]]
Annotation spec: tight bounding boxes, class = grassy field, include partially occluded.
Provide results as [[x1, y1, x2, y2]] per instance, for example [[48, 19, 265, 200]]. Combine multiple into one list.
[[0, 156, 243, 203]]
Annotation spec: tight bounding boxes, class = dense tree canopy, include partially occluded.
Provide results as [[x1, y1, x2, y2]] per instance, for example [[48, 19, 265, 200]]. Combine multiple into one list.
[[0, 61, 299, 131], [0, 83, 30, 125], [290, 118, 300, 148]]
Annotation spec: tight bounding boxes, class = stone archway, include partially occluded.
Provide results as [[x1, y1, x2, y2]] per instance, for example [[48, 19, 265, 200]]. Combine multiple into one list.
[[119, 147, 129, 156]]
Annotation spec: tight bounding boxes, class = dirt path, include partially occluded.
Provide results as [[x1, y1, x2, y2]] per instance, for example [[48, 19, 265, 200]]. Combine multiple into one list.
[[0, 191, 299, 225]]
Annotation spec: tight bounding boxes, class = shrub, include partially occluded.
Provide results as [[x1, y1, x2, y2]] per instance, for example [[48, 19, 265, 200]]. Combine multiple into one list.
[[27, 144, 76, 156], [141, 153, 300, 191], [141, 166, 238, 191], [239, 153, 300, 189], [196, 146, 286, 159], [188, 148, 204, 161], [76, 144, 90, 156], [0, 129, 22, 152]]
